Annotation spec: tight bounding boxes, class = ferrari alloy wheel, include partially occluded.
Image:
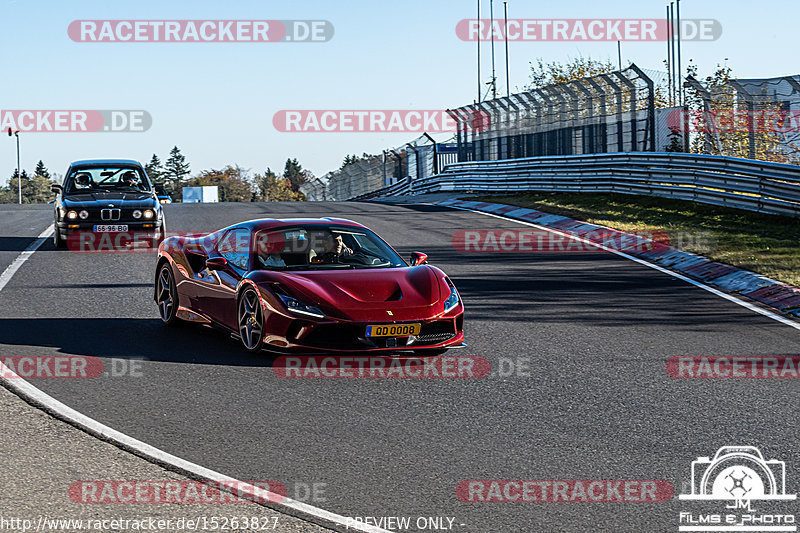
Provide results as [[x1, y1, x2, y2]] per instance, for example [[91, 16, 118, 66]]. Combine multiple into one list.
[[157, 264, 179, 326], [238, 287, 265, 353]]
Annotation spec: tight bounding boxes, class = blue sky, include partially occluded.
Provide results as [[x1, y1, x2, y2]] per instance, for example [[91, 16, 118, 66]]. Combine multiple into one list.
[[1, 0, 797, 185]]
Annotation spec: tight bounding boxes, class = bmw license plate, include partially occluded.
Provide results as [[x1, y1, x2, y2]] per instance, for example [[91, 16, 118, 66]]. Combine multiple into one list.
[[366, 323, 421, 337], [93, 225, 128, 232]]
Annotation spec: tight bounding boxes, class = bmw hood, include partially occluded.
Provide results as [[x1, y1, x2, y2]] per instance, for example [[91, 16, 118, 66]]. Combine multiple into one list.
[[63, 191, 157, 209]]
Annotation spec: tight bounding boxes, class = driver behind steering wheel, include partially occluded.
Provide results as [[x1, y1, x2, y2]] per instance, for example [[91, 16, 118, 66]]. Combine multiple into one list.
[[311, 230, 353, 264], [120, 170, 141, 189]]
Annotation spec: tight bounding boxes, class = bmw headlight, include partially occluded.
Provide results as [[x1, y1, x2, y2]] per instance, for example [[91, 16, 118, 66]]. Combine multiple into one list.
[[66, 210, 78, 220], [443, 279, 461, 314], [277, 293, 325, 319], [143, 209, 154, 219], [132, 210, 142, 219], [78, 210, 89, 220]]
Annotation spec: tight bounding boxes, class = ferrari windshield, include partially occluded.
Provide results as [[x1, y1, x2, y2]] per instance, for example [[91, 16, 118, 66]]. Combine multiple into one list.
[[254, 225, 406, 270], [64, 167, 151, 194]]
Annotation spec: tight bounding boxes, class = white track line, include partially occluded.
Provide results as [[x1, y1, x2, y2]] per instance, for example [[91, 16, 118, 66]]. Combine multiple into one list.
[[448, 205, 800, 332], [0, 223, 391, 533], [0, 224, 53, 292]]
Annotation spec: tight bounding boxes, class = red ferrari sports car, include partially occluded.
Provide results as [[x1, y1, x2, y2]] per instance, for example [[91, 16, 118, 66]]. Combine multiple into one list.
[[154, 218, 465, 354]]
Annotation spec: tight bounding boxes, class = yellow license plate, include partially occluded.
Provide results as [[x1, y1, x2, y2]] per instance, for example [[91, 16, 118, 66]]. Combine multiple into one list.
[[366, 323, 421, 337]]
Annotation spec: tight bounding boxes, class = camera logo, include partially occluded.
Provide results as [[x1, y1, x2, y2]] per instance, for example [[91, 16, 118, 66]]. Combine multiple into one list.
[[679, 446, 795, 501]]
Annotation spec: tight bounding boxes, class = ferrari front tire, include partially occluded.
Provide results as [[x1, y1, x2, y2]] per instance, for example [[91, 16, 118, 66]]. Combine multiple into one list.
[[156, 263, 180, 326], [238, 287, 265, 353]]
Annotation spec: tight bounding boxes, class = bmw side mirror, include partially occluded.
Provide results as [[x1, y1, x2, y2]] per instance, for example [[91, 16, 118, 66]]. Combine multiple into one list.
[[205, 256, 228, 270], [51, 184, 62, 194], [409, 251, 428, 266]]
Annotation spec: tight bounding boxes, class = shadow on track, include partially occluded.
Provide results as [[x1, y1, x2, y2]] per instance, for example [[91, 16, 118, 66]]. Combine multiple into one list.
[[0, 236, 45, 252], [0, 318, 274, 368]]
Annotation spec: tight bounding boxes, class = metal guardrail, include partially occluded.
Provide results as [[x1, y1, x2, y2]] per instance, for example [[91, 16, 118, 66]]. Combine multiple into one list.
[[348, 152, 800, 217]]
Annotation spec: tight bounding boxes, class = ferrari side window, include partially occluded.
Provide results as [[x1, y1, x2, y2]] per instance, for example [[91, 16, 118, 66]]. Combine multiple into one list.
[[217, 228, 250, 270]]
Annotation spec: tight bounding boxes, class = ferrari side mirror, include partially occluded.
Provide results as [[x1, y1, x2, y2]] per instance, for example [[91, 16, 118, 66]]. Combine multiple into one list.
[[205, 256, 228, 270], [409, 251, 428, 266]]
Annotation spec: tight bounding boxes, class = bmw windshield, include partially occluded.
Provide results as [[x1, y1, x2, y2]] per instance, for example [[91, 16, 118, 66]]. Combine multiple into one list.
[[64, 167, 151, 195]]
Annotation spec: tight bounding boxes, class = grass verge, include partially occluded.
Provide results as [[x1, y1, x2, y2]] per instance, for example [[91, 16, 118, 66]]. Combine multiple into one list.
[[469, 192, 800, 287]]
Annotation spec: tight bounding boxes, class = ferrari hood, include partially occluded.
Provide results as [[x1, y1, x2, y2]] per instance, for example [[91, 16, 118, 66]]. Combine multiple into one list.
[[261, 266, 444, 320]]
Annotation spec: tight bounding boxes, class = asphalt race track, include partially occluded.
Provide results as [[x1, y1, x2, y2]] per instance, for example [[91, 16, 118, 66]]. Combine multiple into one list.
[[2, 201, 800, 532]]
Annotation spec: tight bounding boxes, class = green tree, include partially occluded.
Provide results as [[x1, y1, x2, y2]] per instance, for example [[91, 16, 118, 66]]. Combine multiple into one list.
[[164, 146, 190, 187], [526, 57, 615, 90], [340, 153, 374, 170], [253, 167, 301, 201], [5, 170, 55, 204], [34, 160, 50, 179], [283, 158, 308, 193], [24, 174, 57, 203], [0, 187, 13, 203], [145, 154, 165, 183], [186, 165, 253, 202]]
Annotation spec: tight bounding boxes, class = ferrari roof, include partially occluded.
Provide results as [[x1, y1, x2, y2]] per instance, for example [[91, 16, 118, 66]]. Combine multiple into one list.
[[232, 217, 366, 231]]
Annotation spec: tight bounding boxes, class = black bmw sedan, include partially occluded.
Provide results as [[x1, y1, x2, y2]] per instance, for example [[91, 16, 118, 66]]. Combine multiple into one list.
[[51, 159, 166, 250]]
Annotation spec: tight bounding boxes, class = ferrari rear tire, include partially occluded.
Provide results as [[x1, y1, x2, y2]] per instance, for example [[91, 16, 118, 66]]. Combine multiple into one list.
[[238, 287, 265, 353], [156, 263, 180, 326]]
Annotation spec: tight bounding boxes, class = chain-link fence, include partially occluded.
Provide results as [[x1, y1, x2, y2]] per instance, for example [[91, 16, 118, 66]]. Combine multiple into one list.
[[683, 74, 800, 164], [448, 63, 669, 162], [301, 135, 458, 200], [302, 66, 800, 200]]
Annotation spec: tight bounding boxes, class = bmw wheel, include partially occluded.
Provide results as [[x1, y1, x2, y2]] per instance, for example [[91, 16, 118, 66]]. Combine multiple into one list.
[[53, 228, 65, 249]]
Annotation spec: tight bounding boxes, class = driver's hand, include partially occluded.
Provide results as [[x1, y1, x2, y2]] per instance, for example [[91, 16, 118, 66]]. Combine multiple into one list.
[[343, 246, 353, 255]]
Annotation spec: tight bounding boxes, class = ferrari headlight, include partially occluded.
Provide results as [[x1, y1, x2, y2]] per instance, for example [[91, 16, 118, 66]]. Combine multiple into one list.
[[66, 210, 78, 220], [132, 210, 142, 219], [277, 293, 325, 318], [443, 281, 460, 314], [143, 209, 155, 219], [78, 210, 89, 220]]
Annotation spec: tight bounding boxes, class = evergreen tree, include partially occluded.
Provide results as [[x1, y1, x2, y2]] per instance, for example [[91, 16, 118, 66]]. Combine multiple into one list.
[[145, 154, 164, 183], [33, 160, 50, 179], [254, 167, 301, 201], [283, 158, 307, 193], [164, 146, 191, 186]]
